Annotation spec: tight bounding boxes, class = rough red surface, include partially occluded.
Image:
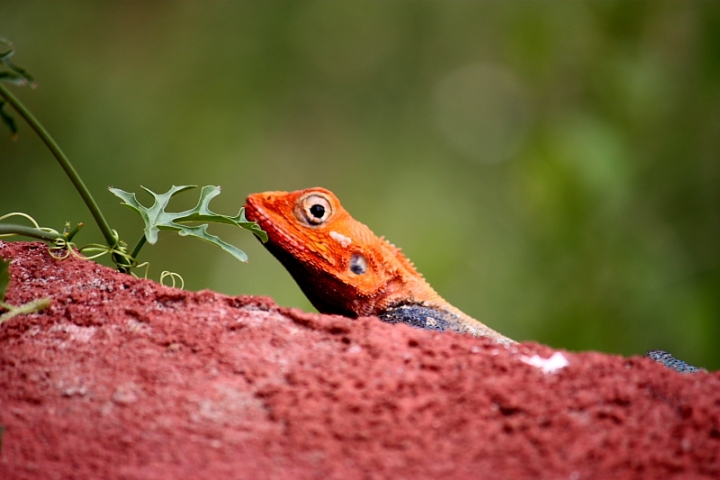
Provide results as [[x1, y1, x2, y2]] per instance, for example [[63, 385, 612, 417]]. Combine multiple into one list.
[[0, 242, 718, 480]]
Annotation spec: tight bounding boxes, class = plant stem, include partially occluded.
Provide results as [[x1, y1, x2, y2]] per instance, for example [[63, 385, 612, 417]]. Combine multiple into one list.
[[0, 83, 117, 248], [117, 234, 147, 274], [0, 298, 52, 324], [0, 224, 60, 242], [129, 234, 147, 261]]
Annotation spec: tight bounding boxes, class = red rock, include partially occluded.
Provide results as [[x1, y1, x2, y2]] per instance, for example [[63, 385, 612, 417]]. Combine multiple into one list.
[[0, 241, 718, 479]]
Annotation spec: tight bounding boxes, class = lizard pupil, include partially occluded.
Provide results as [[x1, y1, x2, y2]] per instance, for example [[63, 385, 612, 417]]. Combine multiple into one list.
[[310, 204, 325, 219], [349, 253, 367, 275]]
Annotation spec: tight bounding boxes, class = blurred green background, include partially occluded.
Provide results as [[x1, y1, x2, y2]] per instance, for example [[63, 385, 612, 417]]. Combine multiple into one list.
[[1, 1, 718, 369]]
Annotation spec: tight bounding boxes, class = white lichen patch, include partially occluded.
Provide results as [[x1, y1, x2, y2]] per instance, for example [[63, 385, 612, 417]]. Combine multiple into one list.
[[520, 352, 569, 374], [49, 323, 97, 343], [329, 231, 352, 248], [125, 318, 152, 335], [112, 382, 142, 405], [190, 384, 267, 427]]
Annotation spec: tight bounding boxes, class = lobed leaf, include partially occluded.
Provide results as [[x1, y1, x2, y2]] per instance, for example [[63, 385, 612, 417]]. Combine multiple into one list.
[[109, 185, 267, 263]]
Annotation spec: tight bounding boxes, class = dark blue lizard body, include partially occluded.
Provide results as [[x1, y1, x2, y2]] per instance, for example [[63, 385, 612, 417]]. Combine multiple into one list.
[[645, 350, 703, 373]]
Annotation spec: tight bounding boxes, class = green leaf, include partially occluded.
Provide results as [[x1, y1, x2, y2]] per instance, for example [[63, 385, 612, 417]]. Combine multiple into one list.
[[0, 39, 35, 87], [0, 101, 17, 135], [0, 72, 28, 86], [0, 258, 9, 302], [108, 185, 267, 263], [0, 38, 14, 61], [0, 39, 35, 137]]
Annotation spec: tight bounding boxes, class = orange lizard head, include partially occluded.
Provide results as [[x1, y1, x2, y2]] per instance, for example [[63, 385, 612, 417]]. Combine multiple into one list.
[[245, 187, 428, 317]]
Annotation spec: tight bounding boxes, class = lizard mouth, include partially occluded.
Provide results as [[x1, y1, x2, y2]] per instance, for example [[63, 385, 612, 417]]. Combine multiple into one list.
[[244, 194, 311, 258], [245, 197, 282, 241], [243, 195, 264, 225], [244, 193, 281, 232]]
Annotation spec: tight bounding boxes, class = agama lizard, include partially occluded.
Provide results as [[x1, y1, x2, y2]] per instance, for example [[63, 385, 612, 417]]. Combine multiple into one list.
[[244, 187, 702, 371], [245, 187, 514, 345]]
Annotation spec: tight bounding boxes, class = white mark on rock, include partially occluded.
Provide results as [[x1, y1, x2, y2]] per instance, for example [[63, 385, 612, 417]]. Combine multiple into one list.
[[329, 231, 352, 248], [112, 383, 141, 405], [50, 323, 97, 343], [520, 352, 569, 374], [61, 386, 87, 397]]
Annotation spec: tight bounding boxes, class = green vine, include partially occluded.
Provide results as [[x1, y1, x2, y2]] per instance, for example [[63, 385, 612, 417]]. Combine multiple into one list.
[[0, 38, 266, 280]]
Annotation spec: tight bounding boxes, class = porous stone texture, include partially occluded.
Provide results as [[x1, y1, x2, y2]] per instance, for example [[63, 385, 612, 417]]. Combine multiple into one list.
[[0, 242, 718, 480]]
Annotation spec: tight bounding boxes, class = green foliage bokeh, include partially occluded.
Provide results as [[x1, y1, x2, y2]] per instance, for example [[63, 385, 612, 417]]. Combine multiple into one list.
[[1, 1, 718, 368]]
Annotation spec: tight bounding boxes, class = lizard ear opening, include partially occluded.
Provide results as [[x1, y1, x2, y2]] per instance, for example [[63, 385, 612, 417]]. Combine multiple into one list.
[[298, 193, 333, 225], [349, 253, 367, 275]]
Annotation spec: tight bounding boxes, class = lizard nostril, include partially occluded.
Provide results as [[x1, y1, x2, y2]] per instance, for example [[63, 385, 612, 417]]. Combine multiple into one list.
[[349, 254, 367, 275]]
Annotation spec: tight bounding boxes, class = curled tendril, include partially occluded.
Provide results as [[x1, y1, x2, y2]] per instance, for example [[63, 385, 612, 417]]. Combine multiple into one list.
[[159, 271, 184, 289], [0, 212, 40, 229], [131, 262, 184, 290], [0, 212, 60, 238], [133, 262, 151, 279], [47, 238, 79, 260]]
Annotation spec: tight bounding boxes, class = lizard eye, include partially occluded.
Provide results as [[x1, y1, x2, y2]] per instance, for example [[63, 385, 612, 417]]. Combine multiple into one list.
[[349, 253, 367, 275], [299, 193, 332, 225]]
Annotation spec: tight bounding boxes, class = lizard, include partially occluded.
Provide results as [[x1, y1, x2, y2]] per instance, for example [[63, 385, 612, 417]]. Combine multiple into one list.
[[244, 187, 704, 372], [244, 187, 515, 346]]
